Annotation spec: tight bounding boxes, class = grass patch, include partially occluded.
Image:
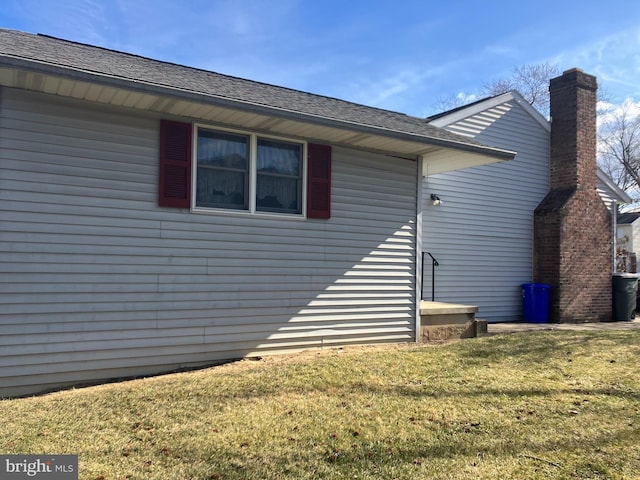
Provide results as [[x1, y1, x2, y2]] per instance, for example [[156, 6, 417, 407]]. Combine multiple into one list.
[[2, 330, 640, 479]]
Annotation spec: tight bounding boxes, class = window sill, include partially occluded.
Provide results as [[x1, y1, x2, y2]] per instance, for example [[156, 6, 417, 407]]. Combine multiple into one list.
[[191, 206, 307, 221]]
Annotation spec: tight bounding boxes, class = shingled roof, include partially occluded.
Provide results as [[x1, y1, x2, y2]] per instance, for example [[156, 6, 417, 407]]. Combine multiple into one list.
[[0, 28, 514, 164], [618, 212, 640, 225]]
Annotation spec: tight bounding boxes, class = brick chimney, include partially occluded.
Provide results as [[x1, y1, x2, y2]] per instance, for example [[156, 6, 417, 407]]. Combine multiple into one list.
[[533, 68, 612, 322]]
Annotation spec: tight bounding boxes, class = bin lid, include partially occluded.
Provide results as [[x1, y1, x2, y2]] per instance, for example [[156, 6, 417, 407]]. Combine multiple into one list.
[[612, 273, 640, 278]]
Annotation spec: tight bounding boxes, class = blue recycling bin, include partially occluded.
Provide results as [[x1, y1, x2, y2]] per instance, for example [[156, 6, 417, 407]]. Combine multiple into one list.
[[521, 283, 551, 323]]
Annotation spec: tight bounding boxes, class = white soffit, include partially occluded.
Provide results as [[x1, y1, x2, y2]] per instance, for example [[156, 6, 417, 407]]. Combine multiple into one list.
[[0, 65, 515, 168], [421, 146, 514, 176]]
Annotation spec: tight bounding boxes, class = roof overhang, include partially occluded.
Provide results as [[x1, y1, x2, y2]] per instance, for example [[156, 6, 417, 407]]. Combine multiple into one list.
[[597, 168, 633, 204], [420, 144, 515, 175], [0, 57, 515, 169]]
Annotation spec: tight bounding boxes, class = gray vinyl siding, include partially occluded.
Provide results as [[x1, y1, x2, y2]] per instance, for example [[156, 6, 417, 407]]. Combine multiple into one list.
[[422, 98, 550, 322], [0, 88, 417, 397]]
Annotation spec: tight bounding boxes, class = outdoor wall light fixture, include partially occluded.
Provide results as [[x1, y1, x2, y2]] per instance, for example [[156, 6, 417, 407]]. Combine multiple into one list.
[[430, 194, 442, 206]]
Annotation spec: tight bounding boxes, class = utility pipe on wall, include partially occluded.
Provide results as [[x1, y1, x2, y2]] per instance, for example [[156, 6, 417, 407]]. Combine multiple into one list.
[[612, 200, 617, 273]]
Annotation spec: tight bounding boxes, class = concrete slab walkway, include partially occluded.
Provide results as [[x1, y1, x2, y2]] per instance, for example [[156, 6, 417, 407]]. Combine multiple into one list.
[[488, 317, 640, 335]]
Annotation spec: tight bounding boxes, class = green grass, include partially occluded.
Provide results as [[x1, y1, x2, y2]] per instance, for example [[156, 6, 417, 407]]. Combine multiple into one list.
[[2, 330, 640, 479]]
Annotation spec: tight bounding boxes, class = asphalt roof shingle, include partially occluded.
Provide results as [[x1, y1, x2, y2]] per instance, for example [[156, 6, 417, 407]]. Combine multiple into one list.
[[618, 212, 640, 224], [0, 28, 498, 151]]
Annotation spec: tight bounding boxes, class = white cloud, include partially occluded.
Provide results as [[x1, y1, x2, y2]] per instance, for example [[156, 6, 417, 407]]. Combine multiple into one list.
[[344, 66, 445, 111], [456, 92, 478, 104], [7, 0, 110, 44], [598, 99, 640, 126], [557, 26, 640, 103]]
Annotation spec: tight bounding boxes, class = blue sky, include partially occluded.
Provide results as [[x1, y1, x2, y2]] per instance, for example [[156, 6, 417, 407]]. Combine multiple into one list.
[[1, 0, 639, 117]]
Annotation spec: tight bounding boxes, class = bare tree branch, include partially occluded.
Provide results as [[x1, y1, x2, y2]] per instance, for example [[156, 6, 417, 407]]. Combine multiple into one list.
[[428, 62, 561, 117], [480, 62, 561, 116], [597, 100, 640, 198]]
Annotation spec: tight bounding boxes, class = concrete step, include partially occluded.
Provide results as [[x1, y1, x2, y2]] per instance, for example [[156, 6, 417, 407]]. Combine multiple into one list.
[[419, 301, 480, 342], [420, 301, 479, 316], [420, 301, 478, 325]]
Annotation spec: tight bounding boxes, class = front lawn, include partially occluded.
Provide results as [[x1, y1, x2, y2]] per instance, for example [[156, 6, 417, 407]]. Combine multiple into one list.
[[2, 330, 639, 479]]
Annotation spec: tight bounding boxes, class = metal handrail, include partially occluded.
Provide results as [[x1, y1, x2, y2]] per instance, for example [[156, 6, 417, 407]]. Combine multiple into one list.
[[422, 252, 440, 301]]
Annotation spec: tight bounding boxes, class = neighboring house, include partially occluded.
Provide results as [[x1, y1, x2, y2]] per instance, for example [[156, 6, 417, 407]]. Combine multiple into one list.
[[616, 212, 640, 272], [421, 90, 630, 322], [0, 29, 514, 397]]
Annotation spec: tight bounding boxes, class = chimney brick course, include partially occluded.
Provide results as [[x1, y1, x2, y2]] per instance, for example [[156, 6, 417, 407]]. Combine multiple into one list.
[[534, 68, 612, 322]]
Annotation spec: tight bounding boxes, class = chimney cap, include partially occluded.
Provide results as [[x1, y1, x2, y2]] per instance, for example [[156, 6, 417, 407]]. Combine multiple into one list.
[[550, 68, 597, 92], [562, 68, 584, 75]]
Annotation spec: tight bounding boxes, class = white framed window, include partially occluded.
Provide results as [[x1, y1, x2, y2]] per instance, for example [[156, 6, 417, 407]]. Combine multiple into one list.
[[256, 137, 303, 214], [193, 124, 305, 216], [159, 119, 330, 219]]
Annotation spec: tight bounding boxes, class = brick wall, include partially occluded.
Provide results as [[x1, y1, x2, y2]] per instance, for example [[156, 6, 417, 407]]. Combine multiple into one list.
[[534, 69, 612, 322]]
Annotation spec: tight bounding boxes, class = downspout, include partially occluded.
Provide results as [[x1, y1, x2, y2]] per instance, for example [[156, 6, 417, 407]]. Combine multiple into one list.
[[612, 200, 617, 273], [415, 156, 424, 343]]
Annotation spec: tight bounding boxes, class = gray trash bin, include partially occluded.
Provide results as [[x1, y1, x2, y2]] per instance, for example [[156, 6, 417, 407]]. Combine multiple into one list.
[[612, 273, 638, 321]]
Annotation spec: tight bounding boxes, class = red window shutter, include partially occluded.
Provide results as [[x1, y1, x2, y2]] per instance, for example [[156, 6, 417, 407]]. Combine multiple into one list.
[[159, 120, 192, 208], [307, 143, 331, 219]]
